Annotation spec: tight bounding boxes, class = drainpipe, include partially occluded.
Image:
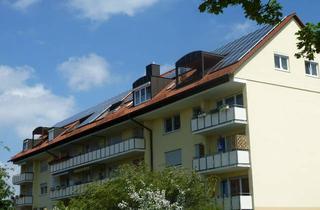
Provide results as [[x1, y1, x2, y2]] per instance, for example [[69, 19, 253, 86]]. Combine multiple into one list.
[[130, 118, 153, 171]]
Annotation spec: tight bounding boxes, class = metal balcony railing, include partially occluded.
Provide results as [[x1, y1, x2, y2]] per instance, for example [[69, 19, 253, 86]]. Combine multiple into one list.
[[50, 138, 145, 174], [15, 196, 33, 206], [191, 106, 247, 134], [192, 150, 250, 173], [216, 195, 253, 210], [12, 172, 33, 185], [50, 179, 108, 200]]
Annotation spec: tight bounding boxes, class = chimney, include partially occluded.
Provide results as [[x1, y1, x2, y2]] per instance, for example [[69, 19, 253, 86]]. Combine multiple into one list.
[[146, 63, 160, 78]]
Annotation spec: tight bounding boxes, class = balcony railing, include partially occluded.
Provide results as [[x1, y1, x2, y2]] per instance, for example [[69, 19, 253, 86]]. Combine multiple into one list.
[[217, 195, 253, 210], [50, 138, 145, 174], [192, 150, 250, 173], [50, 179, 108, 200], [191, 106, 247, 134], [15, 196, 33, 206], [12, 173, 33, 185]]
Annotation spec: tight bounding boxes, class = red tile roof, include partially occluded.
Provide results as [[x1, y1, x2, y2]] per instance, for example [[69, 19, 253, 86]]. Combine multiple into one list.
[[10, 13, 303, 162]]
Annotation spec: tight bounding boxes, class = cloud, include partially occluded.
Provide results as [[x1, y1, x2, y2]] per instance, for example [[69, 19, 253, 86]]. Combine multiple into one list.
[[225, 20, 258, 40], [67, 0, 158, 22], [9, 0, 41, 10], [58, 53, 112, 91], [0, 65, 75, 138]]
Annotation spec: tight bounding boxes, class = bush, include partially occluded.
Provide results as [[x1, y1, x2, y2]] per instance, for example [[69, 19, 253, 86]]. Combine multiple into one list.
[[55, 164, 218, 210]]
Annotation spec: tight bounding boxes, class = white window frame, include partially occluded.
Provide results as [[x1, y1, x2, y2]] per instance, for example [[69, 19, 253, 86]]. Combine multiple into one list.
[[305, 60, 319, 78], [134, 83, 151, 106], [274, 54, 290, 72]]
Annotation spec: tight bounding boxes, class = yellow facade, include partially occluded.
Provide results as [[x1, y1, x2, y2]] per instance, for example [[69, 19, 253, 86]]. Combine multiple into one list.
[[12, 16, 320, 210]]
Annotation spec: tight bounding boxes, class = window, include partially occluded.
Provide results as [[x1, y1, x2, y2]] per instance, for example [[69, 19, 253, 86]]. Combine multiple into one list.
[[165, 149, 182, 167], [216, 94, 244, 108], [134, 85, 151, 106], [40, 183, 47, 195], [164, 114, 180, 133], [48, 129, 54, 141], [305, 61, 319, 77], [274, 54, 289, 71], [40, 160, 48, 172], [195, 144, 205, 158]]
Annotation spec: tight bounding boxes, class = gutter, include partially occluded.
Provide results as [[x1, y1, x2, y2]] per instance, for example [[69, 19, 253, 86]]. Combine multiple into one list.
[[130, 118, 153, 171]]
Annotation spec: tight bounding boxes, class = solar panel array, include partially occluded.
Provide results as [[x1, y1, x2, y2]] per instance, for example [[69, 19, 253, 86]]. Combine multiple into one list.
[[211, 24, 274, 71], [163, 70, 176, 79], [53, 90, 131, 128], [53, 25, 274, 129]]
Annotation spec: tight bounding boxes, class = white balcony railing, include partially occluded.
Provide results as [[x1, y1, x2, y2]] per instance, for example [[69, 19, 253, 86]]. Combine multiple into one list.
[[12, 173, 33, 185], [217, 195, 253, 210], [192, 150, 250, 173], [50, 138, 145, 174], [191, 106, 247, 134], [15, 196, 33, 206], [50, 179, 108, 200]]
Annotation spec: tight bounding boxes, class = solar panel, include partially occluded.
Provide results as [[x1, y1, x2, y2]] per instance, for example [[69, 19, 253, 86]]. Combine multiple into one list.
[[211, 24, 274, 71], [163, 71, 176, 79], [53, 90, 131, 128]]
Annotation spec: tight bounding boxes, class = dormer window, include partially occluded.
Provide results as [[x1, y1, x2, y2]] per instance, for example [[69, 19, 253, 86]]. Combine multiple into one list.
[[48, 128, 54, 141], [134, 85, 151, 106]]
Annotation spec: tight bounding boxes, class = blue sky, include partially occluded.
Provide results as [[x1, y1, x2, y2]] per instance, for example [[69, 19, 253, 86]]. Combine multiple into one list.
[[0, 0, 319, 164]]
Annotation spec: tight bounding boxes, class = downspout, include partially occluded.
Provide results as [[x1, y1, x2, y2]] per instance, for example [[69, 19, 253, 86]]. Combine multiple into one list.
[[130, 118, 153, 171]]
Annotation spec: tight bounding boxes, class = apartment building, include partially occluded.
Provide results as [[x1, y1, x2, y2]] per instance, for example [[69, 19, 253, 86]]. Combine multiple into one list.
[[10, 14, 320, 210]]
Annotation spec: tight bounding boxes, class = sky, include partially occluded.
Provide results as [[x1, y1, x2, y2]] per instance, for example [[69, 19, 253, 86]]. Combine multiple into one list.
[[0, 0, 319, 170]]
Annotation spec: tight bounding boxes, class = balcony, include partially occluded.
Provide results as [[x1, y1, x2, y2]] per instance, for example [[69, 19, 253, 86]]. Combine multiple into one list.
[[12, 173, 33, 185], [217, 195, 253, 210], [50, 138, 145, 175], [15, 196, 33, 206], [50, 179, 108, 200], [192, 150, 250, 174], [191, 106, 247, 134]]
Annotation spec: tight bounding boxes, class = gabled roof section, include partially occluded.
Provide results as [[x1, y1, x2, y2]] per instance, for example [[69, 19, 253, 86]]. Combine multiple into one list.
[[211, 24, 274, 70], [11, 13, 304, 163]]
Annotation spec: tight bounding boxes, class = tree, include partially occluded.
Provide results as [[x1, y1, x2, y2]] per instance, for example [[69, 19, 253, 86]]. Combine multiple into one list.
[[199, 0, 320, 60], [0, 141, 14, 210], [54, 164, 218, 210]]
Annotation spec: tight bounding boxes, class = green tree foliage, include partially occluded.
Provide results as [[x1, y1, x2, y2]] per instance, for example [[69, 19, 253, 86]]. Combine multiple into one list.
[[0, 141, 14, 210], [55, 164, 218, 210], [198, 0, 320, 60]]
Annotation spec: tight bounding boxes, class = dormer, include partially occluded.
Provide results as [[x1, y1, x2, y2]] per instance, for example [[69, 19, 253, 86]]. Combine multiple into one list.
[[48, 127, 65, 141], [175, 51, 224, 86], [132, 63, 171, 106], [22, 139, 33, 151]]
